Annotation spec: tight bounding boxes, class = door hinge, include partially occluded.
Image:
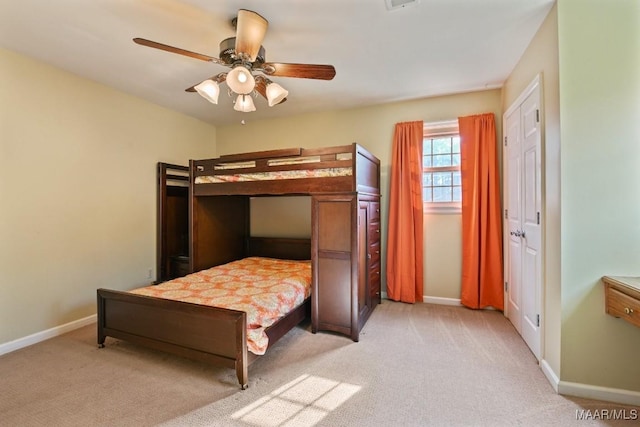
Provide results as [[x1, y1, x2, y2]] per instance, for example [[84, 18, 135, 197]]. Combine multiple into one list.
[[505, 281, 508, 292], [536, 314, 540, 327], [537, 212, 540, 225], [505, 209, 508, 219], [504, 136, 508, 146], [536, 109, 540, 123]]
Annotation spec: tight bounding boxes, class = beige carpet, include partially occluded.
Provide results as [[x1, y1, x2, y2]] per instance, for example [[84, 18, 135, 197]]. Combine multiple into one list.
[[1, 301, 638, 426]]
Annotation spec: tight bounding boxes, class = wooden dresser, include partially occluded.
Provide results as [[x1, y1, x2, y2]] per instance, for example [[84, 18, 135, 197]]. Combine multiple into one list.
[[602, 276, 640, 328], [311, 192, 381, 342]]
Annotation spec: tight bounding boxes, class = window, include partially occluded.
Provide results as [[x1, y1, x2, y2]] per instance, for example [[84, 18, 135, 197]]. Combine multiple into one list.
[[422, 121, 461, 213]]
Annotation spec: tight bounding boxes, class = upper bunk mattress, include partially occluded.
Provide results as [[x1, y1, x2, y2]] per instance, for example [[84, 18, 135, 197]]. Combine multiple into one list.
[[195, 167, 352, 184], [129, 257, 311, 355]]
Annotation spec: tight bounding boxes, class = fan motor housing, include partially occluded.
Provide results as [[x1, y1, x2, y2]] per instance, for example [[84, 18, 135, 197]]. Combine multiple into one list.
[[219, 37, 265, 66]]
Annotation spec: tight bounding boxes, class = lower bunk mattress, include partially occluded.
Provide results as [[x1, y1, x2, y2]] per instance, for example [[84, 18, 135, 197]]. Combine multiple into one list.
[[130, 256, 311, 355]]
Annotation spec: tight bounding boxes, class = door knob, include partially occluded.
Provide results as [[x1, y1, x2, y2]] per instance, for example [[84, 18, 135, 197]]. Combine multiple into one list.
[[510, 230, 525, 237]]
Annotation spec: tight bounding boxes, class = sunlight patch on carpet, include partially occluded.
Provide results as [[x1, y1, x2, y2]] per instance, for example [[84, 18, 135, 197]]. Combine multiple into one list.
[[231, 374, 361, 426]]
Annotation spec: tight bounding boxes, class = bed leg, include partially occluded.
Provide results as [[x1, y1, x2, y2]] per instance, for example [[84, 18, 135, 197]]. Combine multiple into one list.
[[236, 358, 248, 390], [97, 291, 107, 349]]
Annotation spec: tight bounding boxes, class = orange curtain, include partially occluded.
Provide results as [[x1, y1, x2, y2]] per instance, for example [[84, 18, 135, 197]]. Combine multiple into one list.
[[386, 121, 424, 303], [459, 113, 504, 310]]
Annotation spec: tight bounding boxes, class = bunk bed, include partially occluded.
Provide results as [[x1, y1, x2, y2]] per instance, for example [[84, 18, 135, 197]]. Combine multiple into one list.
[[97, 143, 381, 389]]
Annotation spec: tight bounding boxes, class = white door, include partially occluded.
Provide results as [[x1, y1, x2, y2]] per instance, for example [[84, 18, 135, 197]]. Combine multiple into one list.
[[504, 77, 542, 361]]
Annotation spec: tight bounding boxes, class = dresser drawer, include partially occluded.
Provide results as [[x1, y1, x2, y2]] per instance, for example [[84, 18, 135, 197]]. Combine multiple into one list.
[[369, 202, 380, 222], [369, 240, 380, 265], [369, 222, 381, 241], [370, 265, 381, 304], [606, 286, 640, 328], [369, 264, 380, 281]]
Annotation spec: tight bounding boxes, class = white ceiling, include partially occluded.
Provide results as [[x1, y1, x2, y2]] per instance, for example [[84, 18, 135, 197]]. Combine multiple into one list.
[[0, 0, 555, 126]]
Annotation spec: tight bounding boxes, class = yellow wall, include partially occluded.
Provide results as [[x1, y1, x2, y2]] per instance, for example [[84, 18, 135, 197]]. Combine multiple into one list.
[[0, 47, 216, 345], [423, 213, 463, 300], [218, 90, 502, 300], [250, 196, 311, 238], [556, 0, 640, 392]]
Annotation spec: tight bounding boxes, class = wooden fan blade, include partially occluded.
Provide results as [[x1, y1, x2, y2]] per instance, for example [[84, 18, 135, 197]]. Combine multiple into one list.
[[255, 79, 287, 104], [262, 63, 336, 80], [235, 9, 268, 62], [133, 38, 222, 63]]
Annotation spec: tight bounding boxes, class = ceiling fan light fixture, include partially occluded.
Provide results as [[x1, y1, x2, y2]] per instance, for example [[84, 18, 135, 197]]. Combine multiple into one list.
[[226, 65, 256, 94], [136, 9, 336, 113], [194, 79, 220, 104], [266, 81, 288, 107], [234, 94, 256, 112]]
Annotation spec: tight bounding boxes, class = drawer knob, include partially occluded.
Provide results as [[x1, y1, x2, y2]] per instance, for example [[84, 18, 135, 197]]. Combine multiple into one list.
[[624, 307, 634, 315]]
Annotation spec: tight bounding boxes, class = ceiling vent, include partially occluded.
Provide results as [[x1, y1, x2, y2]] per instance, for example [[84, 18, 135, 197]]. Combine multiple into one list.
[[385, 0, 420, 11]]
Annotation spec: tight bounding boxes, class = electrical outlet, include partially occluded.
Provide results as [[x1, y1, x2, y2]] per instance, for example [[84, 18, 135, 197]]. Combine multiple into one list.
[[147, 268, 153, 280]]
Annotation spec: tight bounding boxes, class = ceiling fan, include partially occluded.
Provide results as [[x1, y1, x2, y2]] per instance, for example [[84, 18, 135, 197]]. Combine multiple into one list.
[[133, 9, 336, 112]]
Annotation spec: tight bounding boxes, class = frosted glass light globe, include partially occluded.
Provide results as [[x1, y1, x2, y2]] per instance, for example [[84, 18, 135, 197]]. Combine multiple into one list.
[[226, 65, 255, 95]]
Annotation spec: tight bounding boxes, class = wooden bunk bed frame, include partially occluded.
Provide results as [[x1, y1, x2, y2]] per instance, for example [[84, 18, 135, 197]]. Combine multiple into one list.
[[191, 143, 380, 197], [97, 143, 381, 389], [156, 163, 189, 282]]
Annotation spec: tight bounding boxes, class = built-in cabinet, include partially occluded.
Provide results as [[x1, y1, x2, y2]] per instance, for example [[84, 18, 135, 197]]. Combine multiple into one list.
[[311, 193, 381, 341]]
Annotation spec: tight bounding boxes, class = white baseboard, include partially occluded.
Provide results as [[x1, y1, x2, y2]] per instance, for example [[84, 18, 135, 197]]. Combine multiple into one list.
[[0, 314, 96, 356], [424, 296, 462, 306], [382, 291, 461, 307], [540, 359, 560, 393], [558, 380, 640, 406], [540, 358, 640, 406]]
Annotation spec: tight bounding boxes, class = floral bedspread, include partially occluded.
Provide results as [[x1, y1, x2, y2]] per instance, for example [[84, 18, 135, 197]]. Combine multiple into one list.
[[130, 257, 311, 355]]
